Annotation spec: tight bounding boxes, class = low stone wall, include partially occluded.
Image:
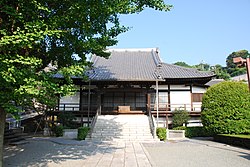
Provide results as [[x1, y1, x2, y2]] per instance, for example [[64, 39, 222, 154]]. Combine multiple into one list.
[[167, 130, 185, 140], [63, 129, 78, 139], [214, 135, 250, 149]]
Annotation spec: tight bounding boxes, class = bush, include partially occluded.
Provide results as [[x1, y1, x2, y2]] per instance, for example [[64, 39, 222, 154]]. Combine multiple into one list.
[[58, 112, 76, 129], [172, 126, 186, 130], [185, 127, 211, 138], [201, 81, 250, 135], [173, 126, 211, 138], [172, 109, 190, 128], [53, 125, 64, 137], [77, 127, 90, 140], [156, 127, 166, 141]]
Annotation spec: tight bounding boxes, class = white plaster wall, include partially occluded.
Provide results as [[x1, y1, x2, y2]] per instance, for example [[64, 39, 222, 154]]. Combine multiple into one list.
[[170, 91, 191, 111], [192, 86, 206, 93], [60, 92, 80, 111], [60, 92, 80, 104]]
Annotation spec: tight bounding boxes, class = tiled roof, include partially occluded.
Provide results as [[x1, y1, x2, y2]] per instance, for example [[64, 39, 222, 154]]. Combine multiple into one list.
[[87, 48, 215, 81], [160, 63, 215, 79], [205, 79, 224, 86]]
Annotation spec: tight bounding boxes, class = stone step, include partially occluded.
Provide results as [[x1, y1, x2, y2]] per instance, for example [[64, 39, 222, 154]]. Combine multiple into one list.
[[90, 136, 154, 140], [90, 114, 154, 142]]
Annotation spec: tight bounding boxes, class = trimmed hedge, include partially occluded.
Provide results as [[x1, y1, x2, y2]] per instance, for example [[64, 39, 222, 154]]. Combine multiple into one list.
[[185, 127, 211, 138], [77, 127, 90, 140], [201, 81, 250, 135], [214, 134, 250, 149], [173, 126, 212, 138], [156, 127, 166, 141]]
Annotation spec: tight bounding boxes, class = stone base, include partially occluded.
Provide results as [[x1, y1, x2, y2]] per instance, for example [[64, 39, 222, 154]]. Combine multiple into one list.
[[167, 130, 185, 140], [63, 129, 78, 139]]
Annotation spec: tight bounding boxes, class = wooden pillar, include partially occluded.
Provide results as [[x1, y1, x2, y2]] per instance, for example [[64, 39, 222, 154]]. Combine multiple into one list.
[[190, 85, 193, 111], [79, 85, 83, 126], [168, 84, 171, 111]]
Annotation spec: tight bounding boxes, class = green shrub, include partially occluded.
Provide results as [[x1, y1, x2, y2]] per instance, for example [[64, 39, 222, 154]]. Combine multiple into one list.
[[156, 127, 166, 141], [77, 127, 90, 140], [53, 125, 64, 137], [58, 112, 76, 129], [173, 126, 212, 138], [173, 126, 186, 130], [201, 81, 250, 135], [185, 127, 212, 138], [172, 109, 190, 128]]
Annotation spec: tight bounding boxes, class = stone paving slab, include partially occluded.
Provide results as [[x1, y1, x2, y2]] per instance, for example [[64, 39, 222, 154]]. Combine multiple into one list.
[[4, 137, 155, 167]]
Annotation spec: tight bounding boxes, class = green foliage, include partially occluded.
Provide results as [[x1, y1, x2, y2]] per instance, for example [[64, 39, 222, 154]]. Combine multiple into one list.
[[226, 50, 249, 76], [173, 62, 193, 68], [77, 127, 90, 140], [172, 126, 186, 130], [172, 126, 211, 138], [172, 109, 190, 128], [156, 127, 166, 141], [53, 125, 64, 137], [185, 127, 211, 138], [0, 0, 171, 118], [58, 112, 76, 129], [213, 64, 230, 80], [201, 81, 250, 135]]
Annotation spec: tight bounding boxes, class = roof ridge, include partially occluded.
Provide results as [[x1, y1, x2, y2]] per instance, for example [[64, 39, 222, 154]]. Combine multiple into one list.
[[162, 62, 199, 71], [151, 49, 162, 66], [161, 62, 215, 75], [107, 48, 157, 52]]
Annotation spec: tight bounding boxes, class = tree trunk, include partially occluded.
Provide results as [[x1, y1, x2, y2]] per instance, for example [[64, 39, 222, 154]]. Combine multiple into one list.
[[0, 107, 6, 167]]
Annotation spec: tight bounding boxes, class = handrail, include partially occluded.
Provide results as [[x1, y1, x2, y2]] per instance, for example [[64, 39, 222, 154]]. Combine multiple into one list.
[[89, 109, 99, 138], [149, 103, 202, 112], [147, 104, 156, 138]]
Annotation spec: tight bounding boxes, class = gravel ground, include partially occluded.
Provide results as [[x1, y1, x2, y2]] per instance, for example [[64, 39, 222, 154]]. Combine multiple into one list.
[[143, 138, 250, 167]]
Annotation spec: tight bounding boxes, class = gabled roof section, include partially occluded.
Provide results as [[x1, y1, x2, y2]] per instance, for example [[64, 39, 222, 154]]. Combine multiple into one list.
[[160, 63, 215, 79], [87, 48, 215, 81]]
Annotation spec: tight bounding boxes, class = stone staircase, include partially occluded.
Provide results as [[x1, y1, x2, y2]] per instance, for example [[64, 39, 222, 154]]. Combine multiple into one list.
[[4, 128, 30, 145], [87, 115, 158, 142]]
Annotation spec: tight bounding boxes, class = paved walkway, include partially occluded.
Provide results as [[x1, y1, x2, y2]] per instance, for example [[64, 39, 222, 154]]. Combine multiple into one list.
[[143, 138, 250, 167], [4, 137, 250, 167], [4, 137, 155, 167]]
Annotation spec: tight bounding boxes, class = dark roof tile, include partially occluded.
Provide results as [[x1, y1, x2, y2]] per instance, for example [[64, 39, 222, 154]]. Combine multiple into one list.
[[87, 48, 215, 81]]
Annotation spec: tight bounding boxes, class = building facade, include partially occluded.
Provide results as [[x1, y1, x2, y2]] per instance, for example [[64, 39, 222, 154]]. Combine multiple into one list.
[[56, 48, 215, 127]]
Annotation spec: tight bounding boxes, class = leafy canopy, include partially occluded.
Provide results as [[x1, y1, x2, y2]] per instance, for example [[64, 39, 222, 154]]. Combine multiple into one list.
[[0, 0, 172, 115], [226, 50, 249, 77]]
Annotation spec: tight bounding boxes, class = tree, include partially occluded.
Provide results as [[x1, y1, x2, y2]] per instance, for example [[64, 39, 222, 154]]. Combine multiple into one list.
[[201, 81, 250, 135], [172, 109, 190, 128], [226, 50, 249, 77], [212, 64, 230, 80], [193, 62, 210, 71], [0, 1, 172, 166], [173, 61, 192, 68]]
